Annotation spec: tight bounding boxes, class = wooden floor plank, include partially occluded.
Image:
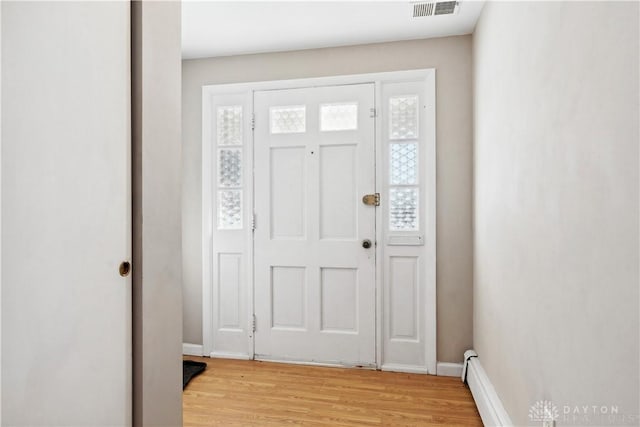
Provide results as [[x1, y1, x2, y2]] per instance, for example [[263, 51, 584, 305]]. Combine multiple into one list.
[[183, 357, 482, 426]]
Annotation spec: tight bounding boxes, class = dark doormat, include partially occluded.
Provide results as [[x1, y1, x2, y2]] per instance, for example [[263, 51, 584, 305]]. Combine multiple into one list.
[[183, 360, 207, 389]]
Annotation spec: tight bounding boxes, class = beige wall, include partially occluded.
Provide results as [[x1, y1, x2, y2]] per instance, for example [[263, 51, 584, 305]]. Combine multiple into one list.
[[473, 2, 639, 425], [182, 36, 474, 363], [132, 1, 183, 425]]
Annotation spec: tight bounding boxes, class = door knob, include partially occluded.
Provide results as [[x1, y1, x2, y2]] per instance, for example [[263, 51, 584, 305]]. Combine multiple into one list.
[[362, 239, 372, 249]]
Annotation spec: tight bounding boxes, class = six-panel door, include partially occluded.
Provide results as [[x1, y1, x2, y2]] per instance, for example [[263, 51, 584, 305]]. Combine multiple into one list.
[[253, 84, 376, 366]]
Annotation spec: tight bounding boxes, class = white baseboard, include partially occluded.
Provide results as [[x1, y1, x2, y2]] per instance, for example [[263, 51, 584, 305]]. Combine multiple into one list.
[[210, 351, 251, 360], [182, 343, 204, 356], [436, 362, 463, 377], [465, 352, 512, 426], [381, 363, 431, 374]]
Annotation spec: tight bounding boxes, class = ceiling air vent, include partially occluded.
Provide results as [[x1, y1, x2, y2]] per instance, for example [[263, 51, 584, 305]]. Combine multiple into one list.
[[412, 1, 460, 17]]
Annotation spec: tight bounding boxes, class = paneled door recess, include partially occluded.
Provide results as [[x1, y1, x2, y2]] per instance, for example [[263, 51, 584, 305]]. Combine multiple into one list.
[[254, 84, 376, 366]]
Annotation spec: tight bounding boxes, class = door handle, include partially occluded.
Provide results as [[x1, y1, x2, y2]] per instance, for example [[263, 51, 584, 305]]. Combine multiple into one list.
[[119, 261, 131, 277], [362, 239, 372, 249]]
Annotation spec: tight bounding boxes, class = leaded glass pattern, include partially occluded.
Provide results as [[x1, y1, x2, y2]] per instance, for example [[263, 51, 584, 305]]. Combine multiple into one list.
[[217, 105, 243, 145], [218, 148, 242, 188], [218, 190, 242, 229], [216, 104, 243, 230], [270, 105, 306, 134], [390, 143, 418, 185], [389, 95, 418, 140], [389, 188, 418, 231], [320, 103, 358, 131]]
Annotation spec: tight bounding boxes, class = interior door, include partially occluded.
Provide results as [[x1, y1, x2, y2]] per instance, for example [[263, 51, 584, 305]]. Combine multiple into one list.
[[2, 2, 132, 425], [254, 84, 376, 366]]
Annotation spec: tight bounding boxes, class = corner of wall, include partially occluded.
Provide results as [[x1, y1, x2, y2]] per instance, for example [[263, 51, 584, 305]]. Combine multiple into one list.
[[0, 1, 3, 421], [132, 1, 183, 425]]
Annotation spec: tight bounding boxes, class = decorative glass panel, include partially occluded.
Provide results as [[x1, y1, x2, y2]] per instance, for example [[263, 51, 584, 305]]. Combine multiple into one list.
[[389, 95, 418, 140], [218, 190, 242, 229], [217, 105, 243, 145], [218, 148, 242, 188], [270, 105, 306, 134], [320, 103, 358, 131], [390, 143, 418, 185], [389, 187, 418, 231]]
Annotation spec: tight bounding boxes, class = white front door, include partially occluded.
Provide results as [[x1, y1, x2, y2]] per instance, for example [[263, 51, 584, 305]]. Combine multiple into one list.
[[2, 2, 131, 425], [254, 84, 376, 366]]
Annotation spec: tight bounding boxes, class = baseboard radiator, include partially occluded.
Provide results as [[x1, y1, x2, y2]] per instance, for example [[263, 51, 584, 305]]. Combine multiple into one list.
[[462, 350, 513, 426]]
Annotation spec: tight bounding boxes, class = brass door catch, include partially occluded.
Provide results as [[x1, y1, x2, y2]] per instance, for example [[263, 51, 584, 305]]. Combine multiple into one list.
[[362, 193, 380, 206]]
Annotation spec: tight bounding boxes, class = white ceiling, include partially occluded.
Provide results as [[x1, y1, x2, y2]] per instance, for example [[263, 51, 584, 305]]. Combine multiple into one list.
[[182, 1, 485, 59]]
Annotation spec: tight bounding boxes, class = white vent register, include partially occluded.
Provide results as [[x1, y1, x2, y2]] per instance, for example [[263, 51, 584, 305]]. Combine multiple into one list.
[[412, 1, 460, 17]]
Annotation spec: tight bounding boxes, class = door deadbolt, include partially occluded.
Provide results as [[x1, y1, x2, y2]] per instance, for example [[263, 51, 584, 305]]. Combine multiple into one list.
[[119, 261, 131, 277], [362, 193, 380, 206], [362, 239, 372, 249]]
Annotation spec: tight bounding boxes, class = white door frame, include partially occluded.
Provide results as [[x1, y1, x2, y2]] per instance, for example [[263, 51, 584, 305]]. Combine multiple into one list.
[[202, 69, 436, 373]]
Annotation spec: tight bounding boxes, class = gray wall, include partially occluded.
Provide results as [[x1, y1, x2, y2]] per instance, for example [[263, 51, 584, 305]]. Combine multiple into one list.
[[132, 1, 183, 426], [473, 2, 639, 425], [183, 36, 474, 363]]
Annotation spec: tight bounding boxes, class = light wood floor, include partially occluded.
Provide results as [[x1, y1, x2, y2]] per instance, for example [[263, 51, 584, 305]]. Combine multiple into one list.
[[183, 357, 482, 426]]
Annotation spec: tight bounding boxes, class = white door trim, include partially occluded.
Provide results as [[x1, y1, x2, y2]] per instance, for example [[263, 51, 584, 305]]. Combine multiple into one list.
[[202, 69, 436, 372]]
